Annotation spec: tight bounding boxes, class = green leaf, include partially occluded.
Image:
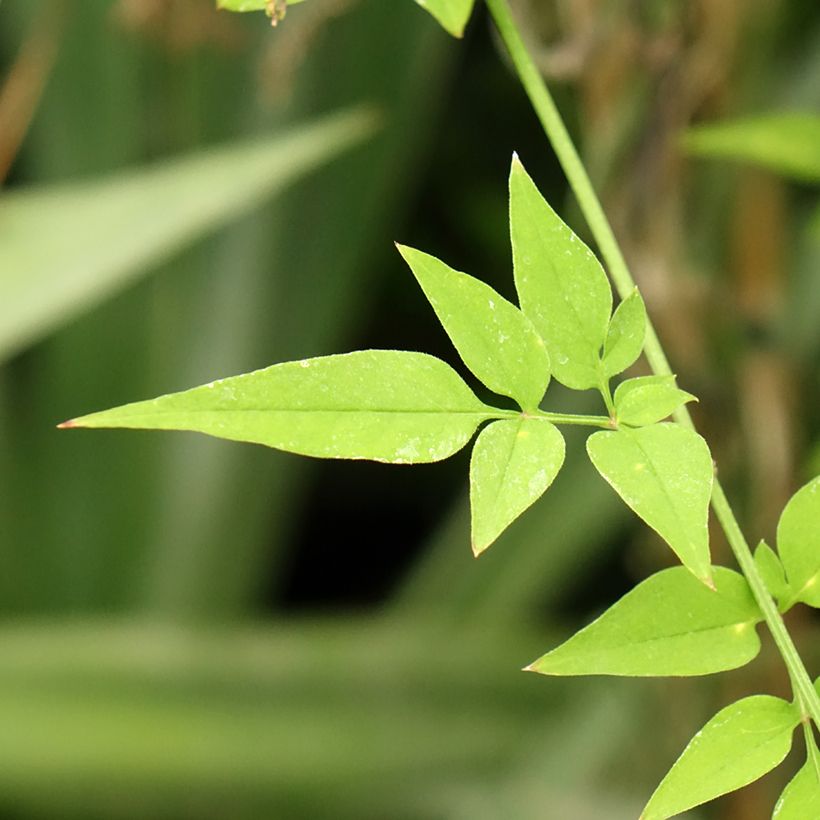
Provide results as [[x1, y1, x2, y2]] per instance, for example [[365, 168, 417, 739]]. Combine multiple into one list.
[[774, 756, 820, 820], [601, 288, 647, 378], [216, 0, 307, 12], [413, 0, 475, 37], [614, 376, 696, 427], [642, 695, 800, 820], [0, 107, 378, 364], [397, 245, 550, 410], [683, 113, 820, 183], [509, 156, 612, 390], [529, 566, 760, 677], [587, 423, 713, 585], [754, 540, 790, 606], [777, 476, 820, 607], [61, 351, 497, 464], [469, 417, 565, 555]]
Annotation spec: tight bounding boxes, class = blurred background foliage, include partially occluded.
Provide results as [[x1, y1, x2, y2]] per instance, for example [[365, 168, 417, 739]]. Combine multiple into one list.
[[0, 0, 818, 818]]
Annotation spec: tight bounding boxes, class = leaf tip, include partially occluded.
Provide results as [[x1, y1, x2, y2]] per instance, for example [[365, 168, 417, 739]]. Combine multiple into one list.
[[57, 418, 77, 429]]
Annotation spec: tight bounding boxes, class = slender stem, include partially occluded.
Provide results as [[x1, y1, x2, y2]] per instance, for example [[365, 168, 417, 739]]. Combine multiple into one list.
[[485, 0, 820, 723], [804, 722, 820, 780], [534, 410, 612, 429]]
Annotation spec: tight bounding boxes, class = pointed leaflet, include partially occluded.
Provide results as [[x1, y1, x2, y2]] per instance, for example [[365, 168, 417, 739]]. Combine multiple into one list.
[[601, 289, 647, 378], [61, 351, 498, 464], [774, 755, 820, 820], [413, 0, 475, 37], [642, 695, 799, 820], [614, 376, 696, 427], [587, 423, 714, 585], [397, 245, 550, 410], [509, 157, 612, 390], [529, 567, 760, 677], [470, 418, 565, 555], [754, 540, 790, 607], [777, 476, 820, 608]]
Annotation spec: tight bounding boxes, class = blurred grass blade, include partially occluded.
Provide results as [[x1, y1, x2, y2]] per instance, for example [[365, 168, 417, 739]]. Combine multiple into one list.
[[683, 113, 820, 182], [0, 106, 379, 362], [0, 619, 546, 817]]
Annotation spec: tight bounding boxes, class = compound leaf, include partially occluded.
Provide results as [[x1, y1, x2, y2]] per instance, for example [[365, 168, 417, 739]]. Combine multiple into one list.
[[587, 424, 713, 585], [413, 0, 475, 37], [397, 245, 550, 410], [642, 696, 800, 820], [601, 288, 647, 378], [61, 351, 497, 464], [529, 566, 760, 677], [754, 540, 790, 607], [683, 113, 820, 184], [778, 476, 820, 608], [774, 755, 820, 820], [614, 376, 696, 427], [470, 417, 565, 555], [509, 156, 612, 390]]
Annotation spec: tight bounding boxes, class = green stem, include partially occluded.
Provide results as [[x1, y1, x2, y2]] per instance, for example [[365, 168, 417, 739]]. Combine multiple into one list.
[[534, 410, 612, 429], [485, 0, 820, 724], [804, 721, 820, 780]]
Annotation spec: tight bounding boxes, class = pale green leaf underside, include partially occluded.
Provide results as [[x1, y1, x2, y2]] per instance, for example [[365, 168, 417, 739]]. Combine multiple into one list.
[[509, 156, 612, 390], [777, 476, 820, 607], [529, 567, 760, 677], [63, 351, 498, 464], [0, 107, 377, 364], [413, 0, 475, 37], [754, 540, 790, 606], [470, 417, 565, 555], [601, 288, 646, 378], [217, 0, 307, 11], [683, 113, 820, 183], [774, 757, 820, 819], [587, 424, 713, 585], [614, 376, 696, 427], [397, 245, 550, 410], [642, 695, 799, 820]]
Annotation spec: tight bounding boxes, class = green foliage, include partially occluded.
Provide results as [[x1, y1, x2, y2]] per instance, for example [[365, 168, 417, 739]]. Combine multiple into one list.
[[413, 0, 476, 37], [601, 288, 647, 378], [63, 350, 499, 464], [777, 476, 820, 608], [613, 376, 696, 427], [217, 0, 308, 12], [0, 108, 377, 364], [397, 244, 550, 411], [57, 5, 820, 813], [774, 744, 820, 820], [529, 567, 761, 677], [509, 156, 613, 390], [587, 424, 714, 584], [217, 0, 476, 38], [470, 418, 564, 555], [684, 113, 820, 183], [66, 155, 719, 562], [754, 540, 791, 607], [642, 695, 800, 819]]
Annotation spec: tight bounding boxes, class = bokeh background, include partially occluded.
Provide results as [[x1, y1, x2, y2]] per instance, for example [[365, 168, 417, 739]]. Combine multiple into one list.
[[1, 1, 819, 818]]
